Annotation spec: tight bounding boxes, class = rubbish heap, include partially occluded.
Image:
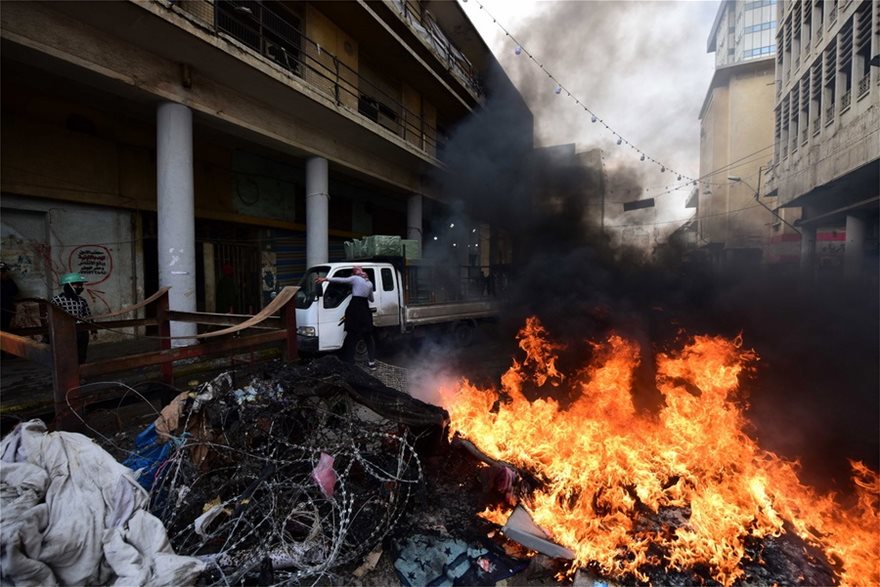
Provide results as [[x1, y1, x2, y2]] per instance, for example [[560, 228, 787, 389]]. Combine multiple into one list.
[[133, 356, 448, 585]]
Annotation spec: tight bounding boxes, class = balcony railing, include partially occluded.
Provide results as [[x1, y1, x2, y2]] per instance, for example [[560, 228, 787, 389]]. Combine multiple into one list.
[[178, 0, 443, 157], [782, 145, 789, 158], [840, 89, 851, 111], [801, 128, 809, 144], [812, 118, 820, 136], [387, 0, 482, 99], [857, 74, 870, 98], [825, 104, 835, 124]]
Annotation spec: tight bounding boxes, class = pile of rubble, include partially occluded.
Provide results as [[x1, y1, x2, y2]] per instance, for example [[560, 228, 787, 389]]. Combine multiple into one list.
[[3, 354, 846, 586]]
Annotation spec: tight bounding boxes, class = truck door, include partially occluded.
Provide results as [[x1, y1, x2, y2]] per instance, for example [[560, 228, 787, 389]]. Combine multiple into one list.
[[317, 267, 380, 351], [318, 269, 353, 351], [373, 266, 401, 329]]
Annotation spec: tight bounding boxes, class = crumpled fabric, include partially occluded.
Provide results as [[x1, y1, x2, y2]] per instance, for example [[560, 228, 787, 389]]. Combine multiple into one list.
[[0, 419, 205, 586]]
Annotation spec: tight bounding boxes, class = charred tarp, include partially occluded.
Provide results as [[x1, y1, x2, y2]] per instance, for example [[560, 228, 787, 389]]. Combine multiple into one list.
[[144, 356, 447, 585]]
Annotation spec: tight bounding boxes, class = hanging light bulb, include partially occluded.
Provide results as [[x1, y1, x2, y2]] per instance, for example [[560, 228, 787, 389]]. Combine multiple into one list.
[[591, 115, 597, 123], [616, 137, 622, 145], [661, 166, 665, 172], [515, 46, 522, 55], [640, 154, 646, 161], [555, 85, 562, 94], [677, 175, 682, 181]]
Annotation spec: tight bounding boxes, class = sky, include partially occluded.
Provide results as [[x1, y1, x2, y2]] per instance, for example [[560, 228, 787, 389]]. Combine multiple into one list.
[[458, 0, 719, 237]]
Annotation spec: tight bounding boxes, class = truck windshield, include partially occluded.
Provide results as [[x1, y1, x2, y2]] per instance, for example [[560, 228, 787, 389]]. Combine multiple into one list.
[[294, 266, 330, 309]]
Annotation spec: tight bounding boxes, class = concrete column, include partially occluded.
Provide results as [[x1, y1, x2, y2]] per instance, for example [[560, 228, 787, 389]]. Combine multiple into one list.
[[844, 214, 866, 280], [306, 157, 329, 269], [407, 194, 423, 243], [156, 102, 197, 346]]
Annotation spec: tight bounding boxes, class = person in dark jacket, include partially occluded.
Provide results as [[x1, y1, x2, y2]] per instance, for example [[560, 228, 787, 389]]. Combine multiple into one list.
[[316, 266, 376, 369], [0, 262, 19, 332], [50, 272, 92, 363]]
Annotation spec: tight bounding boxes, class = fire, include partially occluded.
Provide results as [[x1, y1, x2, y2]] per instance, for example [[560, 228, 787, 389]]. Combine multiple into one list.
[[440, 317, 879, 586]]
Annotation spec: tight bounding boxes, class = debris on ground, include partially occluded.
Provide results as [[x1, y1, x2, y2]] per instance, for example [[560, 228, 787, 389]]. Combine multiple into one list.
[[140, 356, 446, 585]]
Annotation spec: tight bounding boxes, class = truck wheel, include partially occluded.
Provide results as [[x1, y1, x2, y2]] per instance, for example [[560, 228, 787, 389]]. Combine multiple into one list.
[[354, 339, 368, 362], [452, 321, 475, 347]]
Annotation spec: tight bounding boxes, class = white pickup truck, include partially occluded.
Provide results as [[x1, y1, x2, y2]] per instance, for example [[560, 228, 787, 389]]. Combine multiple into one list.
[[294, 259, 499, 353]]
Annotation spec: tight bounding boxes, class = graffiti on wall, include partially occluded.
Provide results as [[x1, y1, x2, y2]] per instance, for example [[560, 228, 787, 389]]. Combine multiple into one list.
[[69, 245, 113, 285], [67, 245, 114, 314]]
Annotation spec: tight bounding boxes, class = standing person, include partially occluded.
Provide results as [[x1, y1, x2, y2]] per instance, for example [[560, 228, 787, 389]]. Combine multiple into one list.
[[51, 272, 93, 363], [0, 262, 19, 332], [316, 266, 376, 369]]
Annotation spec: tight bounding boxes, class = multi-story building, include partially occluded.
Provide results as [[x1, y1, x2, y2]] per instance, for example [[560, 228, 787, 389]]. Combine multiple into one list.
[[768, 0, 878, 281], [1, 0, 532, 340], [697, 0, 801, 270]]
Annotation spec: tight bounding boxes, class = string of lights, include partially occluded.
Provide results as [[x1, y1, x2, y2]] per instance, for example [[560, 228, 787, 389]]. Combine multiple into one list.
[[468, 0, 708, 187]]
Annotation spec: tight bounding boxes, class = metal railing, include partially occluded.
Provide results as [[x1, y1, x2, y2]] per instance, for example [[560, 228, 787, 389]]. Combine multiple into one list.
[[171, 0, 443, 157], [825, 104, 835, 124], [857, 74, 870, 97], [840, 89, 851, 111], [0, 287, 299, 429], [386, 0, 482, 99]]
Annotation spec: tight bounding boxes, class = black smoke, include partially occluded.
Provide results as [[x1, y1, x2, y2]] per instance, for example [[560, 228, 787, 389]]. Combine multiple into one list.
[[431, 61, 879, 495]]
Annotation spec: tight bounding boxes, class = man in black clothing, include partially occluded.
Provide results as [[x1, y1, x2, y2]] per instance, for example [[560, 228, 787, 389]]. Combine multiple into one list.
[[51, 272, 92, 363], [0, 262, 18, 332]]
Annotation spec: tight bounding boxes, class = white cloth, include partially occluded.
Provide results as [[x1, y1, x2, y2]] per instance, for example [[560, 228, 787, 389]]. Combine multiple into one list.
[[0, 420, 205, 586]]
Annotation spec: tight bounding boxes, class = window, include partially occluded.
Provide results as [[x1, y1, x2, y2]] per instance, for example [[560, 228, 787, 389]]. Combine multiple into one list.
[[381, 268, 394, 292], [295, 266, 330, 309], [323, 268, 376, 309]]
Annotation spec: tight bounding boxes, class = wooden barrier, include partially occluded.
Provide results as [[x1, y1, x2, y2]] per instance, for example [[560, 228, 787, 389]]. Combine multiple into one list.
[[0, 286, 299, 430]]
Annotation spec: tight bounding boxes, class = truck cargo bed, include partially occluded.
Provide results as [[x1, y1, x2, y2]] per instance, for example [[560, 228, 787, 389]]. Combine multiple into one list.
[[404, 300, 498, 327]]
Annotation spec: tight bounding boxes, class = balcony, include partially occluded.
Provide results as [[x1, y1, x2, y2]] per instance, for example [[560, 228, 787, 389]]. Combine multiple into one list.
[[801, 128, 809, 144], [857, 74, 870, 98], [825, 104, 835, 125], [386, 0, 482, 99], [840, 89, 851, 112], [812, 118, 820, 136], [783, 145, 789, 158], [200, 1, 440, 156]]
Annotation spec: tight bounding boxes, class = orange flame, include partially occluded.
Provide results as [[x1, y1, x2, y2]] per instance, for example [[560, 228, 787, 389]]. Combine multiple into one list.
[[439, 317, 879, 586]]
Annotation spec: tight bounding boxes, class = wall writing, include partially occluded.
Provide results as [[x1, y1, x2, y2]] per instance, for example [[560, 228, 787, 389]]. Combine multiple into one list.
[[69, 245, 113, 285]]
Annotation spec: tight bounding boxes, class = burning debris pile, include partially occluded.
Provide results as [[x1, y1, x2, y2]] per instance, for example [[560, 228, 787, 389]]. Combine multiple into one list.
[[139, 356, 447, 585], [437, 317, 880, 586]]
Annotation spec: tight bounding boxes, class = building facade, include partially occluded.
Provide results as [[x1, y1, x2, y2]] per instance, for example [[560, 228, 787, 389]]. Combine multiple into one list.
[[1, 0, 532, 339], [767, 0, 879, 282], [697, 0, 802, 270]]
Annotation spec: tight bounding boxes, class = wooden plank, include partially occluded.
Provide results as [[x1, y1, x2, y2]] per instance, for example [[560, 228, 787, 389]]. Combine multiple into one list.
[[167, 286, 299, 340], [167, 311, 281, 329], [0, 331, 52, 365], [47, 304, 81, 430], [79, 330, 286, 378], [11, 318, 158, 336], [281, 293, 297, 361], [90, 287, 170, 320]]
